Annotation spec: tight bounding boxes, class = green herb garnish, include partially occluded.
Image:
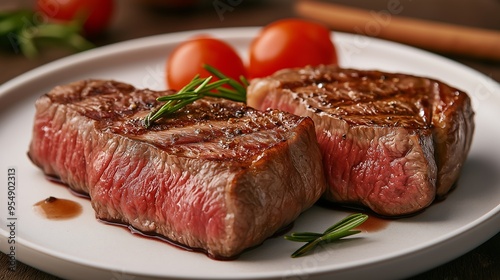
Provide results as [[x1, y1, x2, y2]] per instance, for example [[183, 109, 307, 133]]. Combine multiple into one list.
[[143, 64, 248, 128], [0, 10, 94, 57], [285, 213, 368, 258]]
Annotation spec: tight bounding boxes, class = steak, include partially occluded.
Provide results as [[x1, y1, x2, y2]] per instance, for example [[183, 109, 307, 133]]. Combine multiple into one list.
[[247, 65, 474, 216], [28, 79, 326, 259]]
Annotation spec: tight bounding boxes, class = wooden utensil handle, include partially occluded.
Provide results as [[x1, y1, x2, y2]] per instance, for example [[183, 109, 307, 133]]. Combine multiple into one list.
[[295, 0, 500, 61]]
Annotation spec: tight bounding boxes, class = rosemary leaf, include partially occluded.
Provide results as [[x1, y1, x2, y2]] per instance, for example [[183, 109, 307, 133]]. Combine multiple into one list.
[[156, 93, 200, 101], [285, 213, 368, 258], [324, 213, 367, 234], [143, 65, 247, 127], [291, 238, 325, 258], [204, 64, 248, 96]]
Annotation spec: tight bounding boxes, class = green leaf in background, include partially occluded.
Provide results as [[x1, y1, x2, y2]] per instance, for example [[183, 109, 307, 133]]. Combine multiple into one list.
[[0, 9, 94, 58]]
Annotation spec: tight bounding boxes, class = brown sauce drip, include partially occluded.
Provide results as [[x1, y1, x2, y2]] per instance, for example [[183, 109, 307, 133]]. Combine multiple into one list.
[[33, 196, 82, 220], [356, 215, 389, 232], [316, 200, 396, 232]]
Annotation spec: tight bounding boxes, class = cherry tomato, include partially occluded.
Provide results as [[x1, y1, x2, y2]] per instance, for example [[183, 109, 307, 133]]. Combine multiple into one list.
[[248, 18, 338, 78], [36, 0, 114, 36], [166, 36, 247, 90]]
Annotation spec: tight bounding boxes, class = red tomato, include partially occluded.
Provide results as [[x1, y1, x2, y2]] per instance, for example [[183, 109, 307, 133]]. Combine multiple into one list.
[[36, 0, 114, 36], [166, 36, 247, 90], [249, 18, 338, 78]]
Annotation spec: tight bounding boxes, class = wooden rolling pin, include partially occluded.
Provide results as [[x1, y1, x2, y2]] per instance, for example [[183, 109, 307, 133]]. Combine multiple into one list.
[[295, 0, 500, 61]]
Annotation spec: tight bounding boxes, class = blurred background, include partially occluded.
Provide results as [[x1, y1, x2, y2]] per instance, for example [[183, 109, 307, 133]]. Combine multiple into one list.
[[0, 0, 499, 279], [1, 0, 499, 84]]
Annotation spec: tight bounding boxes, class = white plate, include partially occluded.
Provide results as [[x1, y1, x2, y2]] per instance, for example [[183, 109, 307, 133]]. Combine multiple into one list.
[[1, 27, 499, 280]]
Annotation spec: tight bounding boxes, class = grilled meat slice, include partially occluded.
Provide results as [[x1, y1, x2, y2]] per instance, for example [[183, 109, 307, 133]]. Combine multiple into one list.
[[247, 65, 474, 216], [28, 79, 326, 259]]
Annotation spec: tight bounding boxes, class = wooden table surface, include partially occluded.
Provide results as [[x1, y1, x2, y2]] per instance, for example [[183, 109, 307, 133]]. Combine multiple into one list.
[[1, 0, 499, 279]]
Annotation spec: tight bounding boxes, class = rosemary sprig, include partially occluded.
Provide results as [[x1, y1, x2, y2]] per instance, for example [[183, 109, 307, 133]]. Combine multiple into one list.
[[285, 213, 368, 258], [143, 64, 248, 128]]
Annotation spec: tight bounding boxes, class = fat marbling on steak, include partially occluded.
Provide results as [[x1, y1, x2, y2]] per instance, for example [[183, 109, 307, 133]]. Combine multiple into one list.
[[247, 65, 474, 216], [28, 79, 326, 259]]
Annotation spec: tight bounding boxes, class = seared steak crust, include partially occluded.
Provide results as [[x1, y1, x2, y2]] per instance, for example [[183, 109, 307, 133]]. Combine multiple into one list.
[[28, 79, 326, 258], [248, 65, 474, 216]]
